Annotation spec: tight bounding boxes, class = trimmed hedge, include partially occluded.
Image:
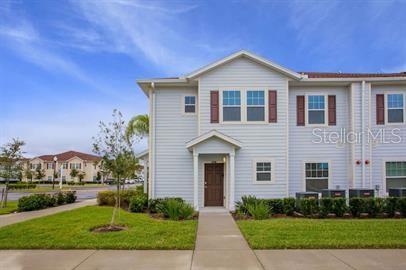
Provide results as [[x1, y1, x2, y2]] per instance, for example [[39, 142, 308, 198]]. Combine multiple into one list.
[[17, 191, 76, 212], [97, 190, 141, 209], [8, 183, 37, 190], [236, 195, 406, 219]]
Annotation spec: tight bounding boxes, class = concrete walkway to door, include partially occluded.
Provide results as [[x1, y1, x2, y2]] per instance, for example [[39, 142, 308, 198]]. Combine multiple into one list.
[[191, 207, 264, 270]]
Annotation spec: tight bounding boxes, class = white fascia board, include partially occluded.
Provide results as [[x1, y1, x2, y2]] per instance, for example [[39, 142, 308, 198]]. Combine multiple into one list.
[[136, 150, 149, 159]]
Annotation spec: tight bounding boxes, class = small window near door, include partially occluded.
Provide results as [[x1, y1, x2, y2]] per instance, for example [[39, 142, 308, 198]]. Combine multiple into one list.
[[387, 94, 404, 123], [307, 95, 326, 125], [386, 161, 406, 191], [184, 96, 196, 113], [305, 162, 328, 192], [254, 161, 272, 182]]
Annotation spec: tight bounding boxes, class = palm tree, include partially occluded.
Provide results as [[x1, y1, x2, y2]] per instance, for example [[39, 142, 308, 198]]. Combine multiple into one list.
[[126, 114, 149, 141]]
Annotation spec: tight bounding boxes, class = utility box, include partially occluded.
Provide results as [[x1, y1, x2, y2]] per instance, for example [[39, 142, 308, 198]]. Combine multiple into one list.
[[296, 192, 319, 200], [349, 189, 374, 198], [321, 189, 346, 198], [388, 188, 406, 198]]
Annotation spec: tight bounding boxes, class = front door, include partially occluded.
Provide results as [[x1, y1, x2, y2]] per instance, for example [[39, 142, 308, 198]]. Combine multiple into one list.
[[204, 163, 224, 206]]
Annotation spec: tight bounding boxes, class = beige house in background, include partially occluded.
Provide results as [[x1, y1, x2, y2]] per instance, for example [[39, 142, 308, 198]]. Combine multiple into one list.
[[25, 151, 102, 182]]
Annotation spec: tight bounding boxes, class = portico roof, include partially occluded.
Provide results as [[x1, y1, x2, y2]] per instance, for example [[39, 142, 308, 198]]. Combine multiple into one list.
[[186, 130, 242, 151]]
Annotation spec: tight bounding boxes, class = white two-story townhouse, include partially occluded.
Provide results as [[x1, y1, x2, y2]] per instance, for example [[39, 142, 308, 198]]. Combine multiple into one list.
[[137, 50, 406, 210]]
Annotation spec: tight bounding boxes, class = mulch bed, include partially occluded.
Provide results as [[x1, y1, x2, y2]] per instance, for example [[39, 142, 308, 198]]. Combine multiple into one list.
[[91, 224, 128, 233]]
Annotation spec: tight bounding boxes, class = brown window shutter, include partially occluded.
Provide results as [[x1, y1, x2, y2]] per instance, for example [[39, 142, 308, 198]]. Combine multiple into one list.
[[328, 95, 336, 125], [268, 90, 277, 123], [376, 94, 385, 125], [297, 95, 305, 126], [210, 91, 219, 123]]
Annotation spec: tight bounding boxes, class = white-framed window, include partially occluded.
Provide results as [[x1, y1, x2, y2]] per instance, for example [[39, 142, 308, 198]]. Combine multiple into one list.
[[70, 163, 81, 170], [223, 90, 241, 122], [247, 90, 265, 121], [184, 96, 196, 114], [307, 95, 326, 125], [47, 176, 52, 181], [385, 161, 406, 191], [386, 93, 404, 124], [305, 162, 329, 192], [253, 159, 273, 183], [62, 176, 66, 181], [62, 162, 68, 169], [31, 163, 41, 170], [46, 163, 54, 170]]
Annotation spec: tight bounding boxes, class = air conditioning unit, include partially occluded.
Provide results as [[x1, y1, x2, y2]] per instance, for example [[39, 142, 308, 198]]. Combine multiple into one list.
[[349, 189, 374, 198], [388, 188, 406, 198], [321, 189, 346, 198], [295, 192, 319, 200]]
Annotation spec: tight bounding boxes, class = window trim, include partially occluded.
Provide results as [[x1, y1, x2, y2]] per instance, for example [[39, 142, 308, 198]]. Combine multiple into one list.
[[252, 158, 275, 184], [383, 159, 406, 193], [182, 94, 197, 115], [303, 160, 331, 192], [246, 90, 266, 122], [305, 94, 328, 127], [219, 88, 269, 124], [384, 92, 405, 125]]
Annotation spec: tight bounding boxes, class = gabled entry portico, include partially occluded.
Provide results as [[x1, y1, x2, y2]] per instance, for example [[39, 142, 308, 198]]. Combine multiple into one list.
[[186, 130, 242, 211]]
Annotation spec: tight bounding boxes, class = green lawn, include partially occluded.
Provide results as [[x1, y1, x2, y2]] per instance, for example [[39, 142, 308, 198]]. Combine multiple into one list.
[[0, 206, 197, 249], [237, 218, 406, 249], [0, 201, 18, 215]]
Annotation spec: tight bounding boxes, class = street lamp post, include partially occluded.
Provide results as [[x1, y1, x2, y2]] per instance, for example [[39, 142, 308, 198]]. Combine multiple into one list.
[[53, 156, 57, 190]]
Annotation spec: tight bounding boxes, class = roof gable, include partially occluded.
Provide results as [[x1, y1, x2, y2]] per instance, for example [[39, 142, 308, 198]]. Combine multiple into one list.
[[186, 130, 242, 150], [185, 50, 303, 80]]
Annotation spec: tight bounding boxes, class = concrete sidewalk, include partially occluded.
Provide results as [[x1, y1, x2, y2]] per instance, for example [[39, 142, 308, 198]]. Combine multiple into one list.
[[0, 199, 96, 228]]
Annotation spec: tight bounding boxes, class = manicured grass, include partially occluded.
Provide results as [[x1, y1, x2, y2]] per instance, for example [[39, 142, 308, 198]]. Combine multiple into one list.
[[0, 206, 197, 249], [0, 201, 18, 215], [237, 218, 406, 249]]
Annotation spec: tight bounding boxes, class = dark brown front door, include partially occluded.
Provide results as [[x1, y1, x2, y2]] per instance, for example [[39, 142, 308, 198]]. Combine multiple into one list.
[[204, 163, 224, 206]]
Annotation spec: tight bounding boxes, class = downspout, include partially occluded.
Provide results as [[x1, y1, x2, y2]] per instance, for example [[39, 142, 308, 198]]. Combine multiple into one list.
[[361, 81, 366, 188]]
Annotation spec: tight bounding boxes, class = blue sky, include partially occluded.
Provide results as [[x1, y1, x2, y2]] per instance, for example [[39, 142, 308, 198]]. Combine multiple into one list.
[[1, 0, 406, 157]]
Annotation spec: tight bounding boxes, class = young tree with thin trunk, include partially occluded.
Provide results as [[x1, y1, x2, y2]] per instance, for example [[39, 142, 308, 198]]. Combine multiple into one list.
[[70, 168, 79, 182], [24, 168, 33, 182], [35, 168, 45, 181], [78, 171, 85, 183], [0, 139, 25, 208], [93, 109, 137, 227]]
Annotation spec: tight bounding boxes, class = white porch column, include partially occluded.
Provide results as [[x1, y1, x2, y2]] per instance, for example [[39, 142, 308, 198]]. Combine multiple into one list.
[[193, 151, 199, 210], [229, 150, 235, 211]]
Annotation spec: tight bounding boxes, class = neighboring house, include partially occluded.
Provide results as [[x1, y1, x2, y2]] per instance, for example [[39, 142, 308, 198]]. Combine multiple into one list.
[[25, 151, 102, 182], [137, 50, 406, 210]]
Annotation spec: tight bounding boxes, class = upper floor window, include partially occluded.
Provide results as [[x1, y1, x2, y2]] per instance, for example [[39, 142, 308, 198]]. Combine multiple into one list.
[[387, 94, 404, 123], [62, 162, 68, 169], [305, 162, 329, 192], [184, 96, 196, 114], [223, 90, 241, 121], [31, 163, 41, 170], [247, 90, 265, 121], [70, 163, 81, 170], [386, 161, 406, 191], [307, 95, 326, 125], [46, 163, 54, 170]]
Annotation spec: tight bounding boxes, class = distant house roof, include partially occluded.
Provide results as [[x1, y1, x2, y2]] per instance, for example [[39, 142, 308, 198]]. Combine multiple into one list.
[[35, 151, 101, 162]]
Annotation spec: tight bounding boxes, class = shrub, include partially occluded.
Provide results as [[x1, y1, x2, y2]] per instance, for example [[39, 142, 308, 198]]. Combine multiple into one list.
[[366, 198, 385, 218], [319, 198, 334, 217], [54, 192, 66, 205], [8, 183, 37, 190], [156, 198, 194, 220], [97, 190, 140, 208], [135, 185, 144, 193], [64, 191, 77, 204], [332, 198, 347, 217], [400, 198, 406, 217], [148, 197, 184, 213], [384, 197, 400, 217], [263, 199, 284, 214], [247, 201, 270, 220], [235, 195, 258, 216], [297, 198, 319, 216], [67, 182, 85, 186], [18, 194, 56, 212], [283, 197, 296, 216], [129, 193, 148, 213], [349, 198, 368, 217]]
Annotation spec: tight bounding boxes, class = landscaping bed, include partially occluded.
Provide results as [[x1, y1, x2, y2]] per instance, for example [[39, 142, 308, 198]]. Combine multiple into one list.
[[237, 218, 406, 249], [0, 206, 197, 249]]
